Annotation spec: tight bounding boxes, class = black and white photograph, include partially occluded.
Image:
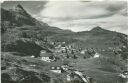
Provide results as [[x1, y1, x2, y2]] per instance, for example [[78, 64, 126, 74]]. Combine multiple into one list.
[[1, 0, 128, 83]]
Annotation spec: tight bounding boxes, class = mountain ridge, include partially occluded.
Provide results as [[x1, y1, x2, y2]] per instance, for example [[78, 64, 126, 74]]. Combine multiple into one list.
[[1, 4, 63, 33], [91, 26, 108, 32], [1, 4, 128, 53]]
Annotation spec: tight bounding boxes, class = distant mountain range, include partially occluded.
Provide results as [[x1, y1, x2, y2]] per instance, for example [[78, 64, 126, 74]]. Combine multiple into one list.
[[1, 4, 128, 56]]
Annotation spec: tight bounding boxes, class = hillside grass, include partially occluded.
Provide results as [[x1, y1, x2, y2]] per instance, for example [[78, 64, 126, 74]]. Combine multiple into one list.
[[70, 57, 125, 83]]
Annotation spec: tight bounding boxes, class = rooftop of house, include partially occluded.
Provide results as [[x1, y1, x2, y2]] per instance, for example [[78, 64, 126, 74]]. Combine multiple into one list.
[[50, 66, 62, 70]]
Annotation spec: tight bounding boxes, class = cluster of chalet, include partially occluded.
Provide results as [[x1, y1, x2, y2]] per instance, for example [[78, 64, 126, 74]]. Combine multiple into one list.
[[49, 65, 94, 83], [31, 39, 127, 62], [53, 41, 102, 59], [38, 50, 56, 62], [53, 41, 123, 59], [53, 42, 82, 59], [79, 46, 126, 59], [80, 47, 123, 54], [49, 66, 93, 82]]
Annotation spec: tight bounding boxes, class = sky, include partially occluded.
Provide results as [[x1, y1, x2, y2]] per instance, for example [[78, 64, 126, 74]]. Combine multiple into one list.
[[1, 0, 128, 34]]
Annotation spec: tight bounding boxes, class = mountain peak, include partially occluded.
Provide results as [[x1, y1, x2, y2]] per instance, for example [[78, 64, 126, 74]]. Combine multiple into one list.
[[15, 4, 23, 9], [14, 4, 26, 13], [91, 26, 105, 32], [16, 4, 24, 9]]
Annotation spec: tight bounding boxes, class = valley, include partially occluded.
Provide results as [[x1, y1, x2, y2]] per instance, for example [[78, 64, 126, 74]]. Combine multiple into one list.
[[1, 4, 128, 83]]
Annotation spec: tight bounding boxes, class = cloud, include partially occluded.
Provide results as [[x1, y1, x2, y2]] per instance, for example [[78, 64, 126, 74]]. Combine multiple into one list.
[[40, 1, 108, 20], [38, 1, 127, 34], [39, 1, 126, 20]]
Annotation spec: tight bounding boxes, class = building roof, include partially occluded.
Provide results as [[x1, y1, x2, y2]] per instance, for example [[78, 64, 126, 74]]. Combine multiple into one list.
[[50, 66, 61, 70]]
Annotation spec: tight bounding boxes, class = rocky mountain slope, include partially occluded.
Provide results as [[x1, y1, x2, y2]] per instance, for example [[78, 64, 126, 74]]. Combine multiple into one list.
[[1, 4, 69, 56]]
